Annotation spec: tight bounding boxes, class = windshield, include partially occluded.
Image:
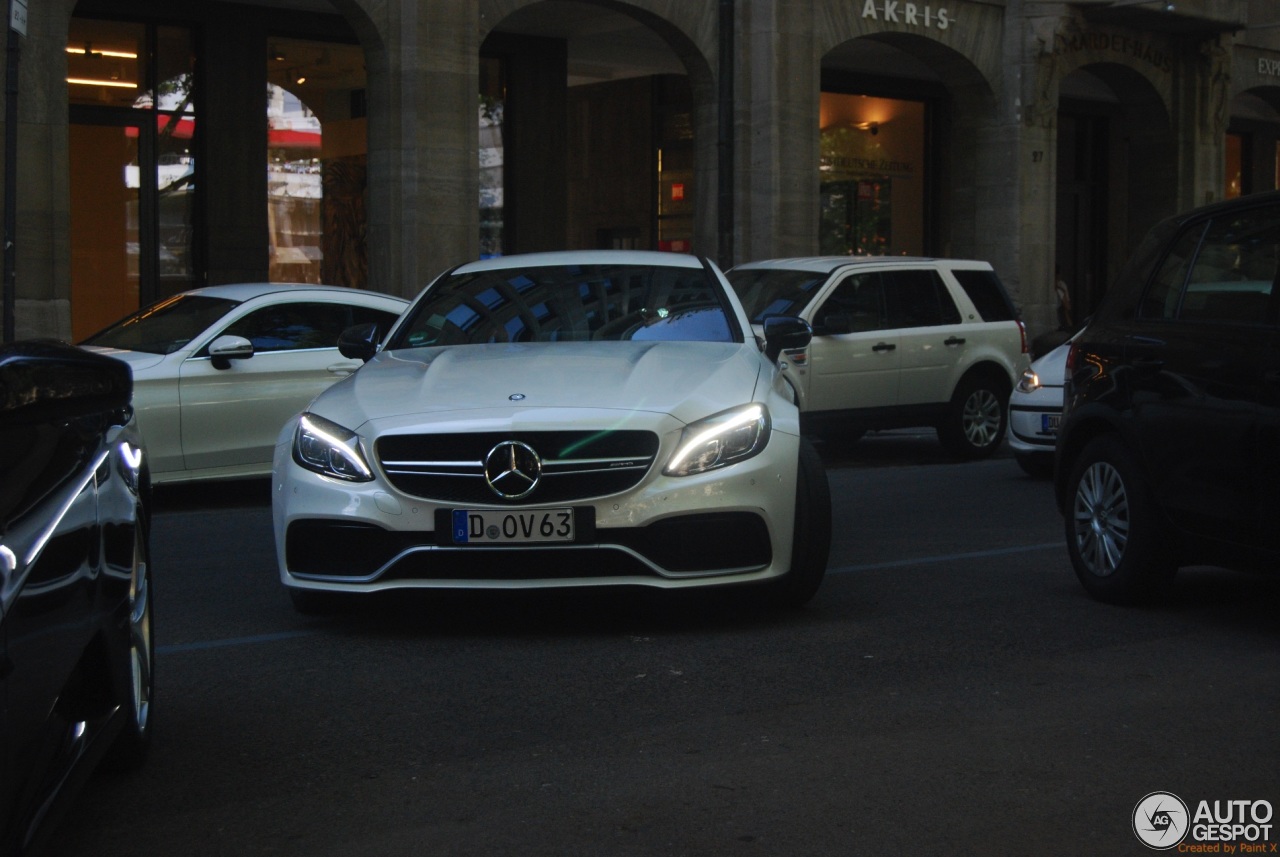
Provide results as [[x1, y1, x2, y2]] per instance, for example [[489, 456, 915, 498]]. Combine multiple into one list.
[[81, 294, 240, 355], [727, 269, 828, 323], [388, 262, 740, 349]]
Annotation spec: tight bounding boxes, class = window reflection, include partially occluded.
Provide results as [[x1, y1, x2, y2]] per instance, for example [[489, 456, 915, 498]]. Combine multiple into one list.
[[266, 39, 368, 288], [268, 83, 323, 283]]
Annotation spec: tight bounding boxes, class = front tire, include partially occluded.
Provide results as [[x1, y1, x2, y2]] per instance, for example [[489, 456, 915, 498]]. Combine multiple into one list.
[[102, 519, 154, 772], [763, 437, 832, 607], [1063, 435, 1175, 604], [938, 375, 1008, 459]]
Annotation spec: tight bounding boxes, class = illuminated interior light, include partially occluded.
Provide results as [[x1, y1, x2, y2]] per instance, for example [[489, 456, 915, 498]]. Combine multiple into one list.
[[67, 77, 138, 89], [66, 46, 139, 59]]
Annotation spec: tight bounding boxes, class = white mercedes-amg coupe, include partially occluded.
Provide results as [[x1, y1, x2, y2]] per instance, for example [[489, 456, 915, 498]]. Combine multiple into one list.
[[271, 251, 831, 613], [81, 283, 407, 484]]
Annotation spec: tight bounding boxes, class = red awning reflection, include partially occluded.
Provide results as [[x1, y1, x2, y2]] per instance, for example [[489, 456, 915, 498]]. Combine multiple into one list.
[[124, 115, 195, 139], [268, 128, 321, 148], [124, 116, 320, 148]]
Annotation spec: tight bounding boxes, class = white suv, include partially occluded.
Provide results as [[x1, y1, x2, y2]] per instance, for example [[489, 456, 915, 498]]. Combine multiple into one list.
[[728, 257, 1030, 458]]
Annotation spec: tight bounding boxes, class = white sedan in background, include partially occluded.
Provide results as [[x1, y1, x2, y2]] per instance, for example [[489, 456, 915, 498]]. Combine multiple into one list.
[[1008, 336, 1073, 477], [81, 283, 408, 484], [272, 250, 832, 614]]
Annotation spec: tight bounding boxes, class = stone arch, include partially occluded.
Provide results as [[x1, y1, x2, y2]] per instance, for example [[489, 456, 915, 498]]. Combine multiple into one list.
[[477, 0, 720, 255], [815, 0, 1006, 89], [479, 0, 715, 92], [1233, 85, 1280, 114], [819, 32, 1002, 265], [324, 0, 385, 55], [1051, 38, 1175, 121]]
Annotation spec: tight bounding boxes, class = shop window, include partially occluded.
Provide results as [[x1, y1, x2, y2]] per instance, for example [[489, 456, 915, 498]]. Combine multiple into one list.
[[1225, 133, 1243, 199], [267, 83, 322, 282], [267, 39, 367, 287], [68, 18, 196, 340], [656, 79, 693, 253], [819, 94, 925, 256], [67, 18, 144, 109]]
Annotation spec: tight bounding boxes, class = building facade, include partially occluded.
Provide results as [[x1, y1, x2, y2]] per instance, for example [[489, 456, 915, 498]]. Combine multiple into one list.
[[3, 0, 1278, 343]]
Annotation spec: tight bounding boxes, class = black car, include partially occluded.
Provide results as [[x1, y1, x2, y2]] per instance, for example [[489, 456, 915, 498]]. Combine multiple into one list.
[[1, 341, 154, 854], [1055, 190, 1280, 604]]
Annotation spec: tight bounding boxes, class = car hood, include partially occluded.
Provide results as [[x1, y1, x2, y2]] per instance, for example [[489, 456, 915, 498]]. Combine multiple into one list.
[[79, 345, 168, 374], [311, 341, 765, 430]]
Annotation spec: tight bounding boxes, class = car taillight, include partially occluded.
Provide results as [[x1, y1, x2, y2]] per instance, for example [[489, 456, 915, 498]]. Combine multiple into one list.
[[1065, 340, 1078, 374], [1017, 319, 1028, 354]]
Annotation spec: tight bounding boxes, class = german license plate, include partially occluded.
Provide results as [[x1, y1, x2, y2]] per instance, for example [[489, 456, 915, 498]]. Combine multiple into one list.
[[451, 508, 575, 544], [1042, 413, 1061, 434]]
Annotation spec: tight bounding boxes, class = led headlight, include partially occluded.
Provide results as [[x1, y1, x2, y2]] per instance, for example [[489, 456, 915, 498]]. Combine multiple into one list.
[[663, 404, 770, 477], [1016, 368, 1041, 394], [117, 440, 144, 493], [293, 413, 373, 482]]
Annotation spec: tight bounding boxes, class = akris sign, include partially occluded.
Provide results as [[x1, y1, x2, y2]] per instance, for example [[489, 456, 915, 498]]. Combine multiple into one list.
[[861, 0, 954, 30]]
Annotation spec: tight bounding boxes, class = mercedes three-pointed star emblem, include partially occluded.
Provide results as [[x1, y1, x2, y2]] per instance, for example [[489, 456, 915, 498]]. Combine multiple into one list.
[[483, 440, 542, 499]]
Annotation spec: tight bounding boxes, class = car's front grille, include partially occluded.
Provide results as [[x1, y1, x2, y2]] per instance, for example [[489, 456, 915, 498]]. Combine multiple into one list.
[[375, 430, 661, 505]]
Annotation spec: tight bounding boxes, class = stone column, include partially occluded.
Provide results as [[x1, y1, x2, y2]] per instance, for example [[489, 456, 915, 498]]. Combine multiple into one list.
[[1016, 14, 1067, 341], [735, 0, 820, 262], [364, 0, 478, 298], [203, 21, 269, 286], [1191, 33, 1231, 208], [2, 0, 77, 339]]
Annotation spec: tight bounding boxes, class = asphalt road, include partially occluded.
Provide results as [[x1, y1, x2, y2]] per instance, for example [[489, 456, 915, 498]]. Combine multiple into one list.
[[46, 431, 1280, 856]]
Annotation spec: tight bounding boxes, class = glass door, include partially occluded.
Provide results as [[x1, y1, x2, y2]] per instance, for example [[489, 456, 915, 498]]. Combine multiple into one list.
[[68, 19, 196, 340], [69, 114, 150, 341]]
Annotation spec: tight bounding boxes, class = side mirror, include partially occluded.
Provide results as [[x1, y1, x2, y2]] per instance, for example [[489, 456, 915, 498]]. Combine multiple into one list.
[[0, 341, 132, 424], [762, 316, 812, 363], [338, 322, 380, 362], [2, 342, 134, 529], [208, 334, 254, 370]]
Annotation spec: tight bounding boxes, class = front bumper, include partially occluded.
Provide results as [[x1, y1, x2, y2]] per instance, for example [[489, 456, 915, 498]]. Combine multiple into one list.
[[1008, 388, 1063, 455], [284, 510, 771, 582], [273, 427, 801, 593]]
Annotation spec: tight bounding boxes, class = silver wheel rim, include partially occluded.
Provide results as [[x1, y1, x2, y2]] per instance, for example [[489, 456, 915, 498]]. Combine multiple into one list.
[[962, 388, 1002, 447], [129, 529, 153, 733], [1072, 460, 1130, 577]]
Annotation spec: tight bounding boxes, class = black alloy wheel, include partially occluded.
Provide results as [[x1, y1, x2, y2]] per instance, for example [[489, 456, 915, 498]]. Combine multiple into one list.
[[938, 375, 1008, 459], [103, 518, 155, 771], [1064, 435, 1175, 605]]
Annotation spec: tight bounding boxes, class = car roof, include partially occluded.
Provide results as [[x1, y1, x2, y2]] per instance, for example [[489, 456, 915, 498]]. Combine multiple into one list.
[[730, 256, 993, 274], [1155, 188, 1280, 229], [452, 250, 707, 274], [175, 282, 408, 304]]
